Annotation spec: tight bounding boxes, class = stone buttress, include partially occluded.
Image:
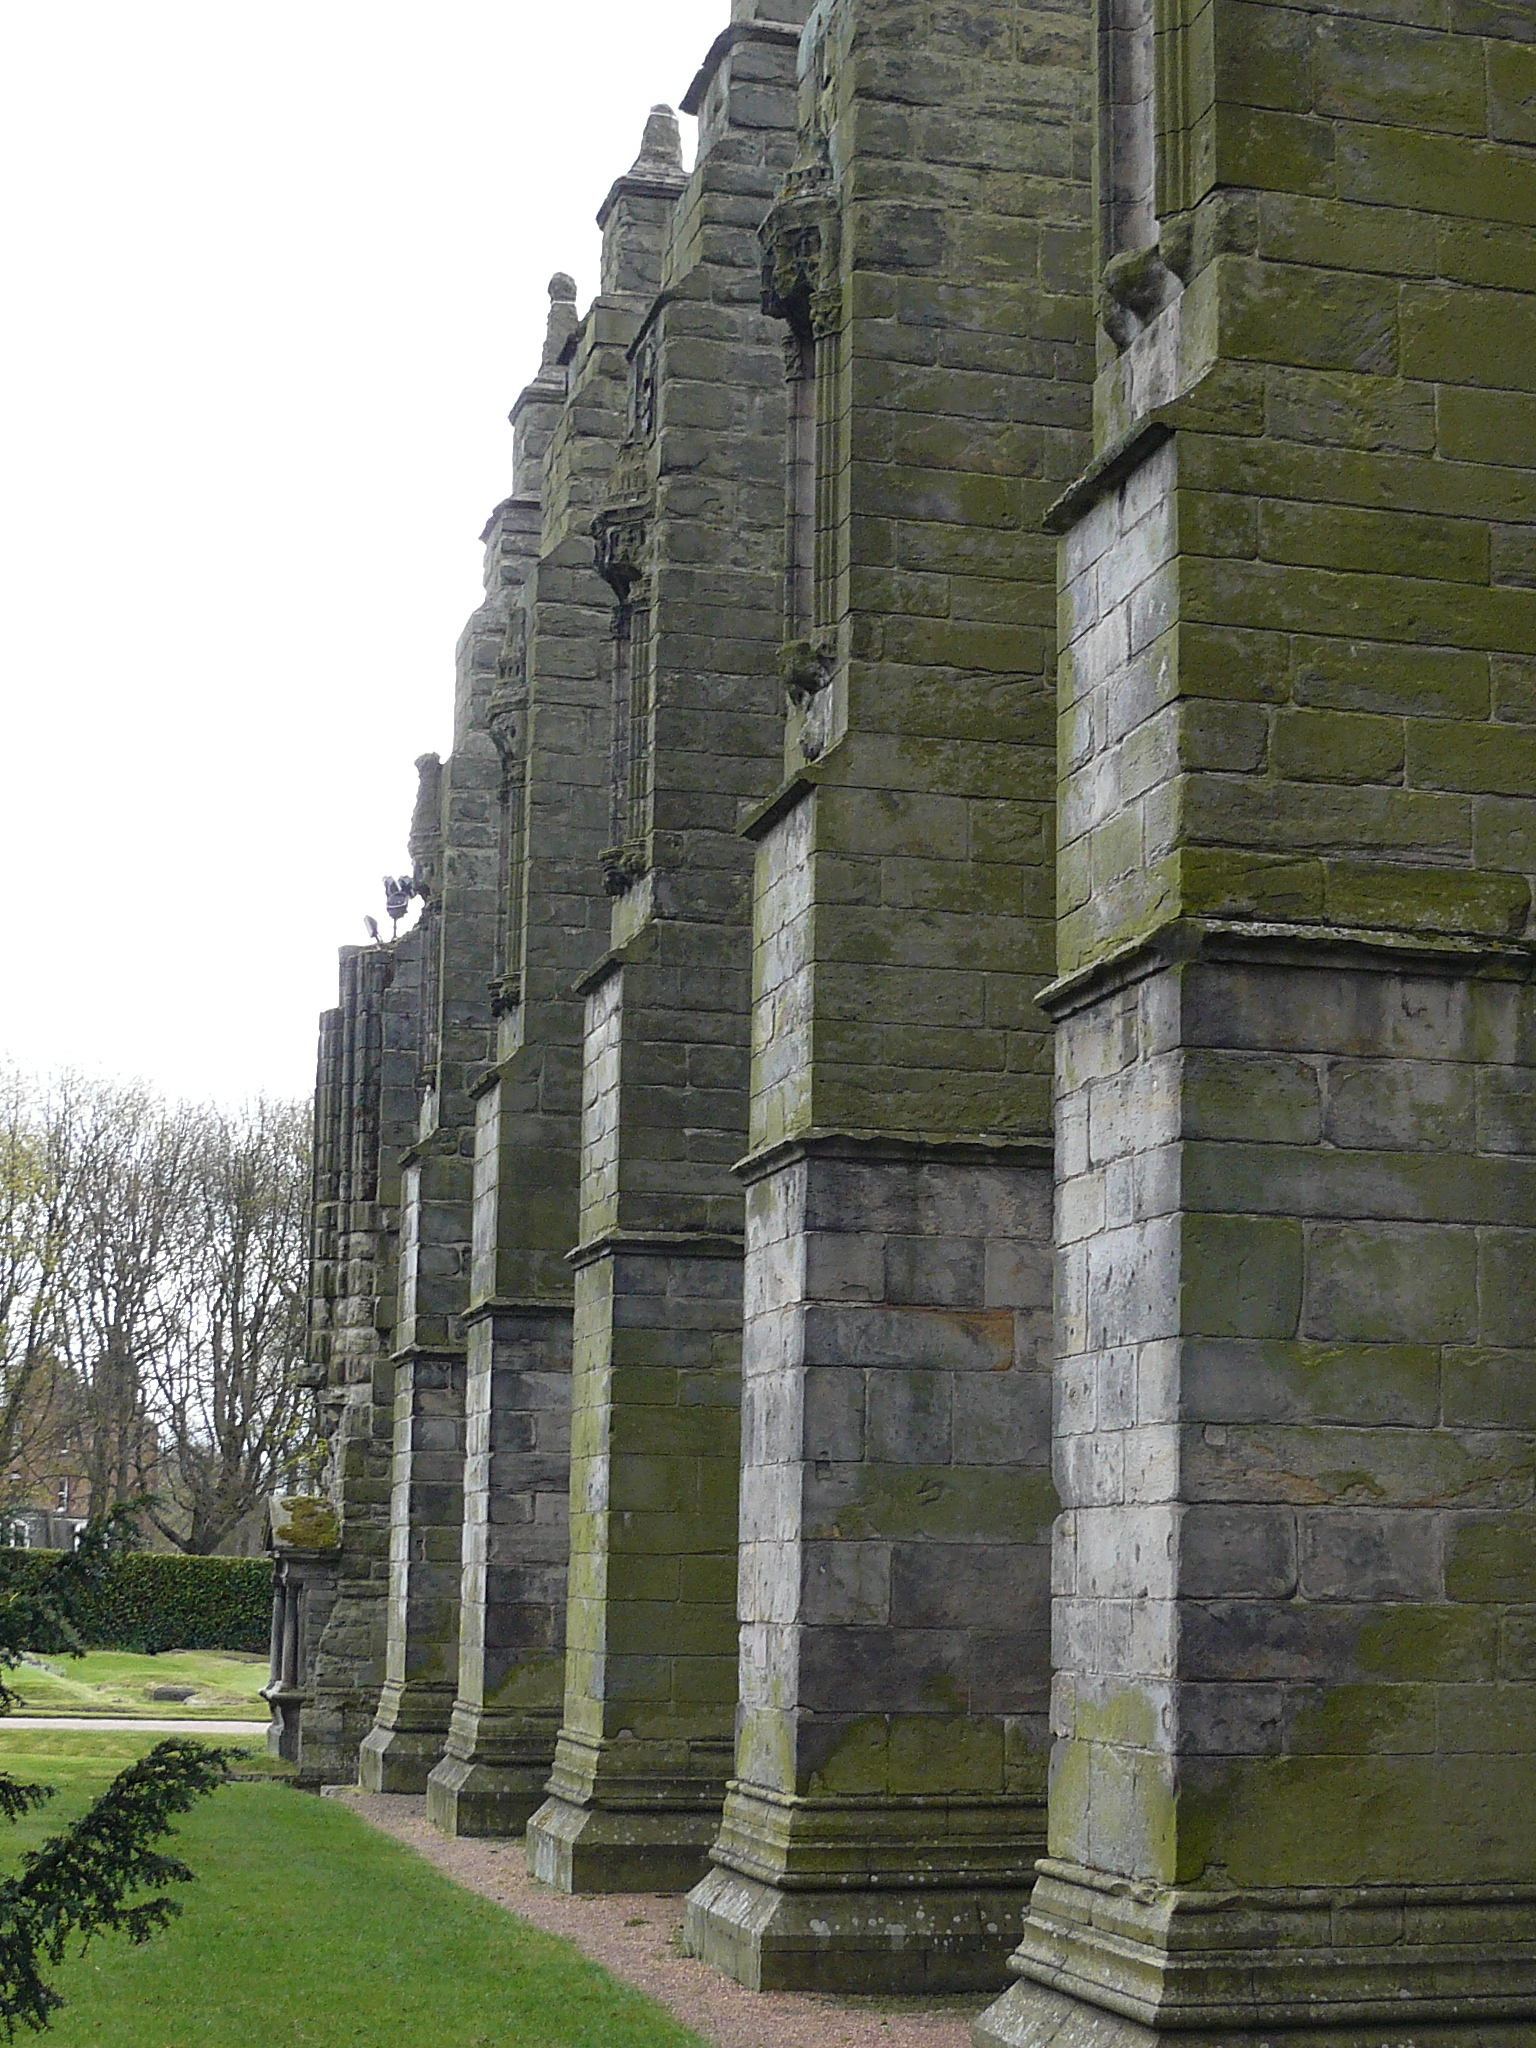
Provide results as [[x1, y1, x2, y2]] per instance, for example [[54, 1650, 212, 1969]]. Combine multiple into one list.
[[684, 0, 1095, 1993], [977, 1, 1536, 2042], [295, 935, 424, 1786], [358, 362, 549, 1790], [524, 13, 810, 1894], [427, 140, 686, 1835]]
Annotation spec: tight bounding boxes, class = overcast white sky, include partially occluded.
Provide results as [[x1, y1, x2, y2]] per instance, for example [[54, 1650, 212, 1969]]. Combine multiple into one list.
[[1, 0, 725, 1106]]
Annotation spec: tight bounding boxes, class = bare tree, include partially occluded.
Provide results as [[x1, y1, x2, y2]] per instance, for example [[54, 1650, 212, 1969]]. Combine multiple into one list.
[[144, 1097, 312, 1554], [0, 1073, 76, 1496], [0, 1075, 312, 1555], [52, 1082, 194, 1516]]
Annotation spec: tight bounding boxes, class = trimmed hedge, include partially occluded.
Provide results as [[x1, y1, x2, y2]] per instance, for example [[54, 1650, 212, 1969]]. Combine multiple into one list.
[[0, 1551, 270, 1656]]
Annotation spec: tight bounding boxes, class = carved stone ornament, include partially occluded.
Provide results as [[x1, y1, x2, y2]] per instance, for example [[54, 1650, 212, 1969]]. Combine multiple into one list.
[[600, 843, 647, 897], [592, 439, 653, 599], [1099, 235, 1185, 350], [777, 635, 836, 711], [592, 506, 650, 599], [760, 136, 842, 340], [486, 689, 519, 773], [488, 970, 522, 1017], [407, 751, 443, 901]]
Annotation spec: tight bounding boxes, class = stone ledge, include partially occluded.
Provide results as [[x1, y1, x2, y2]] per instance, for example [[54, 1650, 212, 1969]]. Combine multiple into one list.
[[975, 1974, 1536, 2048], [526, 1793, 722, 1895], [1039, 915, 1536, 1022], [732, 1126, 1054, 1186], [564, 1227, 745, 1270], [1043, 419, 1175, 538], [975, 1860, 1536, 2043], [687, 1864, 1032, 1995], [459, 1297, 573, 1328]]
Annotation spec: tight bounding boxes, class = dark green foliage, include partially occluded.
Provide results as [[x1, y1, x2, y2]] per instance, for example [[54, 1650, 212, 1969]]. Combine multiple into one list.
[[0, 1555, 268, 1659], [0, 1512, 229, 2029], [0, 1740, 233, 2034]]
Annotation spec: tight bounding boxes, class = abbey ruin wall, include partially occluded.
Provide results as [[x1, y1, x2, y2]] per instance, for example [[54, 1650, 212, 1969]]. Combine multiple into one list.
[[278, 0, 1536, 2038]]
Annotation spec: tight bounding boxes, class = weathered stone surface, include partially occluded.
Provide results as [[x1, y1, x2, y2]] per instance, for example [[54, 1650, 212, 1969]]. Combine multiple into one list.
[[685, 0, 1092, 1992], [295, 937, 424, 1789], [283, 0, 1536, 2028], [980, 0, 1536, 2033], [426, 1306, 572, 1835], [525, 6, 807, 1894], [426, 256, 621, 1831], [358, 1349, 466, 1793]]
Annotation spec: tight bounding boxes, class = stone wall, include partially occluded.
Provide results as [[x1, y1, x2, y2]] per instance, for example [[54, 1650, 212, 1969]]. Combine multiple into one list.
[[977, 0, 1536, 2038], [298, 935, 422, 1787], [684, 0, 1096, 1992], [288, 0, 1536, 2032], [526, 7, 808, 1895]]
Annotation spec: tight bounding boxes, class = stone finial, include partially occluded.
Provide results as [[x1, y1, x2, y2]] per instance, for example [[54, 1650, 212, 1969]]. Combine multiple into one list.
[[407, 751, 444, 898], [595, 105, 687, 290], [632, 105, 683, 175], [541, 273, 579, 367]]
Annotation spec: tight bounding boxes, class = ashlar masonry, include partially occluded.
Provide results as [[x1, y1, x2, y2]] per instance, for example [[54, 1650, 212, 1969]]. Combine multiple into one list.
[[274, 0, 1536, 2037]]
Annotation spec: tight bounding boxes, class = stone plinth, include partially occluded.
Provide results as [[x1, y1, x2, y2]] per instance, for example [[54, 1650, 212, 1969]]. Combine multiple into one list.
[[684, 1138, 1056, 1992], [359, 1349, 466, 1793], [426, 1303, 572, 1836], [976, 948, 1536, 2048], [524, 1227, 742, 1893]]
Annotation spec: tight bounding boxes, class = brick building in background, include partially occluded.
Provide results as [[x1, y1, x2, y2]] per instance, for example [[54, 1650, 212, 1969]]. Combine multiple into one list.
[[272, 0, 1536, 2038]]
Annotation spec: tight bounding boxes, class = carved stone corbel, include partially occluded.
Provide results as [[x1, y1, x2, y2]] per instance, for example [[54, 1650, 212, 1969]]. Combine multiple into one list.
[[760, 135, 842, 342], [599, 844, 647, 898], [591, 437, 653, 599], [777, 635, 836, 712], [1099, 232, 1186, 350], [488, 970, 522, 1017], [592, 506, 650, 600]]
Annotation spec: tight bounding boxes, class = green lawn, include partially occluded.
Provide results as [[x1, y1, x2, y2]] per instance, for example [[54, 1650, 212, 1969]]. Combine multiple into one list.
[[6, 1651, 268, 1719], [0, 1730, 705, 2048]]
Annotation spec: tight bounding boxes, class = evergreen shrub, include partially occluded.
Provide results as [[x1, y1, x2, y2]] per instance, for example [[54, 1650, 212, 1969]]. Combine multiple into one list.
[[0, 1552, 269, 1655]]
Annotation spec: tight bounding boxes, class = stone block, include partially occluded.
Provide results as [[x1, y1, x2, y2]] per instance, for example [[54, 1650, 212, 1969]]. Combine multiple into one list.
[[1303, 1221, 1477, 1345], [685, 1868, 1031, 1995], [1297, 1509, 1442, 1602]]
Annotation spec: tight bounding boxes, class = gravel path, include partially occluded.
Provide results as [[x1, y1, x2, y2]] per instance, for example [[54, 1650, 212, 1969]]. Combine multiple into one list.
[[330, 1791, 985, 2048]]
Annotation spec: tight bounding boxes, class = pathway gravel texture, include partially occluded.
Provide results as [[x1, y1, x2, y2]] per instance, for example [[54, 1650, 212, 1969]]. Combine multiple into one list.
[[330, 1791, 985, 2048]]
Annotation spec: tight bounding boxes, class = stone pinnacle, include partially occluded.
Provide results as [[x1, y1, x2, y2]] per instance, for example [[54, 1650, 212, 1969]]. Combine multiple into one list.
[[632, 104, 682, 174]]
